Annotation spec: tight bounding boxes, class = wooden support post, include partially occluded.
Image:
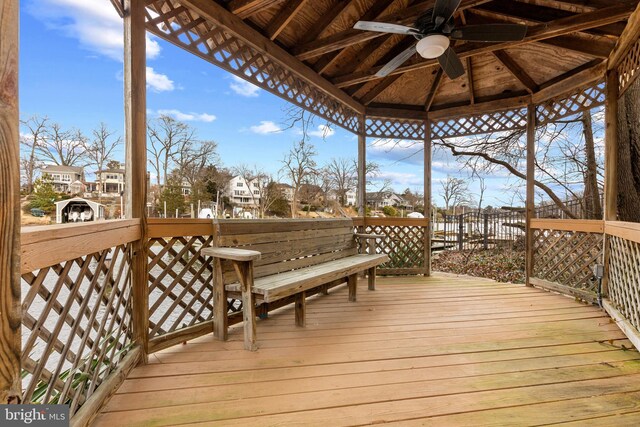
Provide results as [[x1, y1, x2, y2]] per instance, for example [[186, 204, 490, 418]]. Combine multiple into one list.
[[295, 291, 306, 327], [124, 0, 149, 360], [424, 120, 432, 276], [603, 69, 619, 296], [525, 103, 536, 287], [358, 115, 366, 217], [0, 0, 22, 405], [348, 273, 358, 302], [212, 257, 228, 340], [232, 261, 257, 351], [367, 266, 376, 291]]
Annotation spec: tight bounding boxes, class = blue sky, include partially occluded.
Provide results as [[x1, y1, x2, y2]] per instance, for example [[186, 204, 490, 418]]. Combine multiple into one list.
[[19, 0, 535, 208]]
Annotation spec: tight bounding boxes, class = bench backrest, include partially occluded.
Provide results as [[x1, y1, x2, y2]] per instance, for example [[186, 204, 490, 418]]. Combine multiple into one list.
[[213, 218, 357, 283]]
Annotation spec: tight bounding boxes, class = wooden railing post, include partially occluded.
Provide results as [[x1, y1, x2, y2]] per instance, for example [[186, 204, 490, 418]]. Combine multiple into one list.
[[0, 0, 22, 404], [357, 115, 366, 217], [525, 103, 536, 287], [424, 120, 432, 276], [124, 0, 149, 361]]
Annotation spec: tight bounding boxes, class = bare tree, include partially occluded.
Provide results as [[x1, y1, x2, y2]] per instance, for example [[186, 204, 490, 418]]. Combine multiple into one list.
[[323, 157, 356, 206], [178, 140, 219, 186], [280, 140, 318, 218], [440, 175, 472, 213], [20, 115, 48, 193], [147, 115, 197, 186], [37, 123, 86, 166], [84, 123, 122, 201]]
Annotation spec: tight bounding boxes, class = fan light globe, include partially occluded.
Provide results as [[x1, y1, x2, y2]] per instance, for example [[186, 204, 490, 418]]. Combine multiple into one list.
[[416, 35, 450, 59]]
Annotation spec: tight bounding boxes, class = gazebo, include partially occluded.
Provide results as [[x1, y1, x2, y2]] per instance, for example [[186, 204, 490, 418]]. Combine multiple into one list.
[[2, 0, 640, 425]]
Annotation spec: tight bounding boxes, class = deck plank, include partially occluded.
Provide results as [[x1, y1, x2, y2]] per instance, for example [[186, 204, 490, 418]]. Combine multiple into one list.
[[94, 274, 640, 426]]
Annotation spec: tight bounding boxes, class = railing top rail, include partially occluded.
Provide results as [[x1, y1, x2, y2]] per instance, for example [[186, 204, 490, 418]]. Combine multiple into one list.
[[605, 220, 640, 244], [354, 217, 430, 227], [530, 219, 604, 233]]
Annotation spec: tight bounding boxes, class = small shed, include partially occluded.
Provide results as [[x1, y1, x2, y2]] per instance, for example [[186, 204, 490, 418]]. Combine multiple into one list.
[[55, 197, 105, 224]]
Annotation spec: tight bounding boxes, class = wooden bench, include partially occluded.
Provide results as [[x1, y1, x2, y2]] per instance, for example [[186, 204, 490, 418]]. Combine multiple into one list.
[[202, 218, 389, 350]]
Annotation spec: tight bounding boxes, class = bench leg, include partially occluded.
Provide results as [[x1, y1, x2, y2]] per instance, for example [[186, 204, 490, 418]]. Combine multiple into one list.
[[348, 273, 358, 302], [368, 266, 376, 291], [212, 258, 228, 341], [321, 284, 329, 295], [233, 261, 258, 351], [295, 291, 306, 327]]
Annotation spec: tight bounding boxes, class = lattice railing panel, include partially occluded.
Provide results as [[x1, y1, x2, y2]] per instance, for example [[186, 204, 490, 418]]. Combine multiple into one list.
[[431, 108, 528, 139], [144, 0, 360, 133], [532, 229, 602, 297], [608, 236, 640, 332], [21, 243, 134, 414], [366, 117, 425, 141], [618, 39, 640, 95], [360, 224, 426, 272], [537, 82, 606, 125], [147, 235, 219, 338]]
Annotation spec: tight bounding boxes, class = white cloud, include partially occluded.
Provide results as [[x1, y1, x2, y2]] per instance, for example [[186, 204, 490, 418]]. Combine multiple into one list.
[[147, 67, 175, 92], [156, 109, 216, 122], [369, 138, 423, 165], [230, 76, 260, 97], [250, 121, 282, 134], [29, 0, 161, 61], [308, 125, 335, 138], [371, 171, 422, 187]]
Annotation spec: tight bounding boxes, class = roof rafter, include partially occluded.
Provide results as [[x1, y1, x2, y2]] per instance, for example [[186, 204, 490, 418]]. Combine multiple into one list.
[[265, 0, 310, 40], [424, 69, 444, 111], [228, 0, 284, 19], [332, 1, 636, 88], [493, 50, 538, 93], [466, 57, 475, 104]]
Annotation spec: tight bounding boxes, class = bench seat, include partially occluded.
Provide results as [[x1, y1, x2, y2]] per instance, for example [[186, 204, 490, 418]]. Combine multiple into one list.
[[226, 253, 389, 302]]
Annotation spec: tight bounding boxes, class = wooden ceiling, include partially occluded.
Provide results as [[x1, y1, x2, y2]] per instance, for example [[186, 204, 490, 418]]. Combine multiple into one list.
[[209, 0, 635, 114]]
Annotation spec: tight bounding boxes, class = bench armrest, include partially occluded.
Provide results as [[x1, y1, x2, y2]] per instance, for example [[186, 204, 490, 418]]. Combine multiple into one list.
[[354, 233, 385, 240], [201, 247, 261, 262]]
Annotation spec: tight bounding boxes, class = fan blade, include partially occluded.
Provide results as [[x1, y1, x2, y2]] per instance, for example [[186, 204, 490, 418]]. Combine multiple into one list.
[[451, 24, 528, 42], [438, 47, 465, 80], [353, 21, 417, 35], [433, 0, 462, 28], [375, 44, 417, 77]]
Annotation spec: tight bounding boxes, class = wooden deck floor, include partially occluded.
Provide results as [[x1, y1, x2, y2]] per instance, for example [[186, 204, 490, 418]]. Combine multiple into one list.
[[95, 274, 640, 426]]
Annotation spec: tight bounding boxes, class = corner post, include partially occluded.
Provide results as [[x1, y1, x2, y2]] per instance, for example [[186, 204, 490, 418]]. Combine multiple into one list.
[[525, 103, 536, 287], [423, 120, 432, 276], [603, 69, 619, 296], [357, 115, 366, 217], [124, 0, 149, 360], [0, 0, 22, 404]]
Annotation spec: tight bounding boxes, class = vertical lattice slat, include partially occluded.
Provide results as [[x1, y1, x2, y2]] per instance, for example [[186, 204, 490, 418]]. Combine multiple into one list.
[[608, 235, 640, 332]]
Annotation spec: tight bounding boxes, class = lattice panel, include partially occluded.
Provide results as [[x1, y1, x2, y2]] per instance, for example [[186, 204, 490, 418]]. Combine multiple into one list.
[[21, 243, 134, 414], [608, 236, 640, 332], [147, 235, 218, 337], [537, 82, 606, 125], [618, 39, 640, 95], [365, 117, 425, 141], [532, 229, 603, 297], [361, 225, 426, 271], [431, 108, 528, 139], [145, 0, 360, 133]]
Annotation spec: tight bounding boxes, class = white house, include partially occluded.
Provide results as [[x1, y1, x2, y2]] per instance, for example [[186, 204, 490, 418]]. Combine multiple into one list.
[[227, 175, 262, 207], [41, 165, 84, 193], [96, 167, 125, 195], [327, 189, 357, 206]]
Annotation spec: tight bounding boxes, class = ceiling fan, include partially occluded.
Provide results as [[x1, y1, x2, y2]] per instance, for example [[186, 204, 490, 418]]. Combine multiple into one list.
[[352, 0, 528, 80]]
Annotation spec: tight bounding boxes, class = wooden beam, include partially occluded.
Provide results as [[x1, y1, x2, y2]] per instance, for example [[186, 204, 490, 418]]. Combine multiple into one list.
[[424, 69, 444, 111], [532, 60, 606, 103], [265, 0, 310, 41], [428, 95, 531, 120], [493, 50, 538, 93], [0, 0, 21, 405], [466, 57, 475, 104], [295, 0, 492, 60], [604, 69, 619, 222], [181, 0, 364, 114], [608, 0, 640, 70], [228, 0, 282, 19], [124, 0, 149, 361], [296, 0, 354, 45], [333, 2, 636, 87], [109, 0, 125, 18], [358, 116, 366, 216], [424, 120, 432, 277], [525, 104, 536, 287], [360, 74, 402, 105], [366, 106, 428, 121]]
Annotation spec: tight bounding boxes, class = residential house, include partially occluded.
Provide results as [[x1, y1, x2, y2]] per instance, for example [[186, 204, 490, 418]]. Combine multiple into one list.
[[96, 167, 125, 195], [327, 189, 356, 206], [227, 175, 262, 207], [366, 191, 404, 210], [41, 165, 85, 193]]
